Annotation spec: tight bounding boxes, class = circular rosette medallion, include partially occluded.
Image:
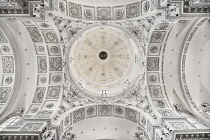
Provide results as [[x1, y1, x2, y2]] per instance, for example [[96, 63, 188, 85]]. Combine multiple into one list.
[[68, 26, 144, 98], [114, 8, 124, 19]]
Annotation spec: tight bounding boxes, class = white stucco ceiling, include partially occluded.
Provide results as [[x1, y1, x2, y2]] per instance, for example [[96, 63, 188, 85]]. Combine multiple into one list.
[[68, 26, 143, 98], [185, 21, 210, 108], [67, 0, 140, 6], [68, 117, 144, 140]]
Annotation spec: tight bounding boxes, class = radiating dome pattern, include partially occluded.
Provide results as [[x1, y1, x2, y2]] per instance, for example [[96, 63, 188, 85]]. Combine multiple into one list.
[[68, 26, 143, 97]]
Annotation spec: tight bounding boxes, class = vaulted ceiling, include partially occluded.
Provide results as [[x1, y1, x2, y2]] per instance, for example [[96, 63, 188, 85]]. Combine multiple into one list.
[[0, 0, 210, 140]]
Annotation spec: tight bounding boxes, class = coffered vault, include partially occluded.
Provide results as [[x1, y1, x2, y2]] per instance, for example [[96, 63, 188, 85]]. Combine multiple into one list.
[[0, 0, 210, 140]]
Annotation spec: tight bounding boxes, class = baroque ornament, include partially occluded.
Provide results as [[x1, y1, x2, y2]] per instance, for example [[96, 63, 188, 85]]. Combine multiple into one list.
[[52, 75, 61, 83], [97, 7, 111, 20], [68, 26, 143, 99], [40, 77, 47, 83], [59, 1, 66, 13], [134, 127, 150, 140], [150, 46, 158, 53], [143, 1, 150, 13], [158, 110, 175, 117], [2, 56, 14, 73], [37, 56, 47, 73], [73, 108, 85, 123], [150, 0, 156, 10], [4, 76, 13, 84], [0, 30, 7, 43], [156, 101, 165, 108], [46, 103, 54, 109], [150, 31, 167, 43], [21, 123, 43, 131], [49, 57, 62, 71], [50, 46, 59, 53], [69, 2, 82, 18], [31, 107, 39, 113], [159, 23, 170, 29], [149, 75, 157, 83], [26, 27, 43, 42], [1, 45, 10, 53], [0, 87, 11, 103], [147, 120, 153, 133], [42, 31, 58, 43], [169, 122, 191, 130], [86, 106, 95, 116], [84, 9, 94, 19], [149, 85, 164, 98], [52, 18, 149, 120], [62, 127, 76, 140], [147, 57, 159, 71], [37, 46, 45, 52], [99, 105, 112, 116], [32, 87, 46, 103], [40, 23, 50, 28], [34, 110, 53, 118], [125, 108, 138, 123], [114, 8, 124, 19], [126, 2, 140, 18], [64, 115, 71, 126], [114, 106, 124, 116], [46, 86, 61, 99], [140, 116, 146, 126]]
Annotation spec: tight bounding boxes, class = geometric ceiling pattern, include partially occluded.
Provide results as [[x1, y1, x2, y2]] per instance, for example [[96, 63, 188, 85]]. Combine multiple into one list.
[[68, 26, 143, 98], [0, 29, 15, 118], [56, 0, 155, 20], [0, 0, 210, 140]]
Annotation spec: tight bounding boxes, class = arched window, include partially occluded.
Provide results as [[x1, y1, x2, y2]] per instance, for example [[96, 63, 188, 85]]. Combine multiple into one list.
[[0, 116, 21, 131]]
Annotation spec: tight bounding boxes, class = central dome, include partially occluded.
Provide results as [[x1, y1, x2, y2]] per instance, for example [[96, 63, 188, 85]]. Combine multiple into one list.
[[68, 26, 142, 98]]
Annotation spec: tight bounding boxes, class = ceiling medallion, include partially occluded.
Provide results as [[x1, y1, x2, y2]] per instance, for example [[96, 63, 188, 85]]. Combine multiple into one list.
[[114, 8, 124, 19], [84, 9, 94, 19], [68, 26, 144, 99]]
